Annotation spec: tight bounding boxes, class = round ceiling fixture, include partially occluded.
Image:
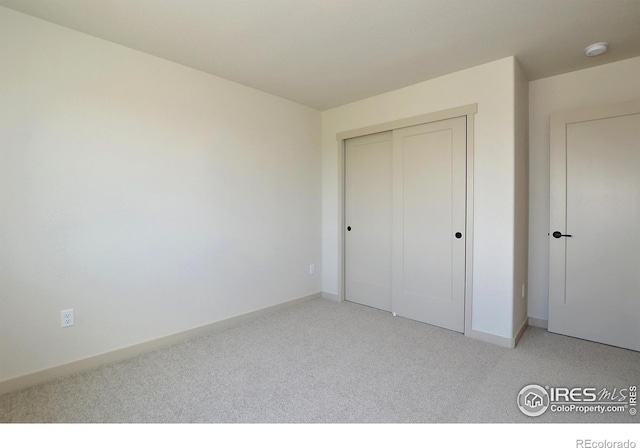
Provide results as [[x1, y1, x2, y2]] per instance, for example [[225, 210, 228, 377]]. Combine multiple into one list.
[[584, 42, 609, 57]]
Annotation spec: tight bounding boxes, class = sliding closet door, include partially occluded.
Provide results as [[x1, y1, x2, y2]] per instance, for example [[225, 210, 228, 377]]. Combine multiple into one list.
[[344, 132, 393, 311], [392, 117, 467, 332]]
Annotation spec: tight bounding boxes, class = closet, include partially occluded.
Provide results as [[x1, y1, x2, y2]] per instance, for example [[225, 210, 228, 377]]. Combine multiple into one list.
[[344, 116, 467, 332]]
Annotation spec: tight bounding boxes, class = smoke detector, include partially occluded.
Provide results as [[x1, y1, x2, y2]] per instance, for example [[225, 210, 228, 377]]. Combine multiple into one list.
[[584, 42, 608, 57]]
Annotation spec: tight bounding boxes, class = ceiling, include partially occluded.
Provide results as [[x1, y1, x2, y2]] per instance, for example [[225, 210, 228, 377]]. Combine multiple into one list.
[[1, 0, 639, 110]]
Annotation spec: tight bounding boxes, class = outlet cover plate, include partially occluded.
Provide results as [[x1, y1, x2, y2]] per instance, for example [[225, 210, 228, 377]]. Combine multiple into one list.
[[61, 309, 75, 328]]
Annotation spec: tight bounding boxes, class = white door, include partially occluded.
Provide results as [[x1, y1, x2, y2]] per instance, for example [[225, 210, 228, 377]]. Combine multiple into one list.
[[549, 100, 640, 351], [345, 132, 393, 311], [392, 117, 467, 332]]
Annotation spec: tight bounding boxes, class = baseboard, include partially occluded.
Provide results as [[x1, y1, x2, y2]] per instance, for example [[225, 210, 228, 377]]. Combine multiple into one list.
[[321, 291, 339, 301], [0, 292, 321, 396], [466, 329, 514, 348], [528, 317, 548, 329], [466, 318, 530, 349], [513, 317, 528, 348]]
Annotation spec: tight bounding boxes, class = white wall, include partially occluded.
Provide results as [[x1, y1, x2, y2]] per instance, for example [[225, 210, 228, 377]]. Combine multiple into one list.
[[513, 59, 529, 335], [322, 57, 518, 339], [528, 57, 640, 322], [0, 7, 322, 382]]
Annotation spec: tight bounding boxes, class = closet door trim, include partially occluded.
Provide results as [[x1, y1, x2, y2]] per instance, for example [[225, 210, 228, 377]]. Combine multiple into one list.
[[336, 104, 477, 141]]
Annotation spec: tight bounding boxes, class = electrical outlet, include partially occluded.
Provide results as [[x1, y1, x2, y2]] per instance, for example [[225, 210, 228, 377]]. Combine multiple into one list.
[[309, 264, 315, 275], [61, 309, 74, 328], [522, 284, 526, 299]]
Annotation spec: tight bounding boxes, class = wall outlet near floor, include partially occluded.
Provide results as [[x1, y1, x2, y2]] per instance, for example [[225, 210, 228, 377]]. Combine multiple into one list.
[[309, 264, 315, 275], [61, 309, 74, 328], [522, 284, 526, 299]]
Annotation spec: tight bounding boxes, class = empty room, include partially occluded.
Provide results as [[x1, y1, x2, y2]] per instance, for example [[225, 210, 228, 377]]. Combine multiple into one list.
[[0, 0, 639, 438]]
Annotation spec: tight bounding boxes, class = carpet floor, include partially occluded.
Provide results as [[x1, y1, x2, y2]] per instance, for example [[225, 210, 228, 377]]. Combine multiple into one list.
[[1, 298, 638, 423]]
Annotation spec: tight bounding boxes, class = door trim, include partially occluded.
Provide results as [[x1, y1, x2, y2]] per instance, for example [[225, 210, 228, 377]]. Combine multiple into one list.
[[336, 104, 477, 338], [336, 104, 478, 141]]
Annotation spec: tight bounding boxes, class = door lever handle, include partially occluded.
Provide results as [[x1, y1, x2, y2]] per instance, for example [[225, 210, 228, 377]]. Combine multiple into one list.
[[552, 231, 572, 238]]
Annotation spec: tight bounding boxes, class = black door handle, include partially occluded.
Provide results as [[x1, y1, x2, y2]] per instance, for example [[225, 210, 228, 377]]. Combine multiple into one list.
[[552, 231, 572, 238], [347, 226, 351, 231], [455, 232, 462, 239]]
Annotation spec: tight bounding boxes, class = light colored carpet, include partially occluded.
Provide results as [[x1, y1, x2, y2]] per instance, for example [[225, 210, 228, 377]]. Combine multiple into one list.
[[1, 298, 638, 423]]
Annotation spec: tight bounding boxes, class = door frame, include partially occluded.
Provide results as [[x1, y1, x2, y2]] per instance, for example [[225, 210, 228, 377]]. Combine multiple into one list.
[[549, 99, 640, 343], [336, 103, 477, 336]]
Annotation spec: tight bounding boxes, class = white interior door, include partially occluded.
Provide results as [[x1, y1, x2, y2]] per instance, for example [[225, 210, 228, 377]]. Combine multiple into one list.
[[345, 132, 393, 311], [549, 100, 640, 351], [392, 117, 467, 332]]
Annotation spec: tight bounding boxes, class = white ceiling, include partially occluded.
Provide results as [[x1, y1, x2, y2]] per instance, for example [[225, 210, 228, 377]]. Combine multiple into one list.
[[1, 0, 639, 110]]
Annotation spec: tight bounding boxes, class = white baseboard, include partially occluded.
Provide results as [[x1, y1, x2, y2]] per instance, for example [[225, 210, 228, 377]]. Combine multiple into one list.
[[528, 317, 548, 329], [465, 319, 528, 348], [466, 329, 514, 348], [321, 291, 339, 301], [513, 317, 528, 347], [0, 292, 321, 396], [467, 318, 528, 349]]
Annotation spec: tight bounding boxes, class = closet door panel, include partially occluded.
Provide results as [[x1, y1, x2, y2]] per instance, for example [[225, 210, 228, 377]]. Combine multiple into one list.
[[345, 132, 393, 311], [392, 117, 466, 332]]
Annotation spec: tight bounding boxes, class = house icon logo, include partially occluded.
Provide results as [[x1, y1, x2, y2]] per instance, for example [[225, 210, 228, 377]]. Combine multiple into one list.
[[517, 384, 550, 417], [525, 392, 543, 408]]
